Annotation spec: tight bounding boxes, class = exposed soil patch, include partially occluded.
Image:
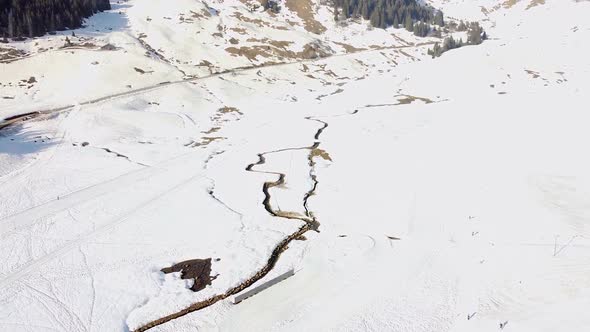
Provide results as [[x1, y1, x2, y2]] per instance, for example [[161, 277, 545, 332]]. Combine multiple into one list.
[[99, 147, 149, 166], [60, 41, 97, 50], [0, 47, 28, 63], [203, 127, 221, 134], [134, 67, 153, 74], [190, 8, 212, 19], [525, 69, 541, 79], [232, 12, 288, 30], [310, 148, 332, 162], [285, 0, 326, 34], [230, 27, 248, 35], [246, 38, 293, 49], [189, 107, 242, 148], [161, 258, 217, 292], [363, 94, 434, 109], [501, 0, 545, 9], [316, 88, 344, 101], [191, 136, 226, 147], [333, 42, 366, 53], [391, 34, 413, 47], [226, 41, 329, 62], [395, 94, 433, 105], [397, 49, 417, 61], [295, 234, 307, 241], [100, 44, 118, 51], [219, 106, 243, 115], [527, 0, 546, 9]]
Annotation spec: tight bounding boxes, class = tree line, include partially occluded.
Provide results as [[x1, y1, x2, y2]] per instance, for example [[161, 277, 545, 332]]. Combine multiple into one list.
[[333, 0, 445, 32], [428, 21, 487, 58], [0, 0, 111, 39]]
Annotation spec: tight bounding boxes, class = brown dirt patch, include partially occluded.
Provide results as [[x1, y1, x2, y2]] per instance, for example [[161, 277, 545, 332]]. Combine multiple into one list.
[[502, 0, 519, 8], [310, 148, 332, 161], [230, 27, 248, 35], [203, 127, 220, 134], [161, 258, 217, 292], [502, 0, 546, 9], [526, 0, 545, 9], [190, 8, 212, 19], [285, 0, 326, 34], [219, 106, 243, 115], [396, 94, 433, 105], [232, 12, 288, 30], [525, 69, 541, 79], [246, 38, 293, 49], [226, 42, 329, 61], [193, 137, 226, 147], [397, 49, 417, 60], [0, 47, 28, 63], [333, 42, 365, 53]]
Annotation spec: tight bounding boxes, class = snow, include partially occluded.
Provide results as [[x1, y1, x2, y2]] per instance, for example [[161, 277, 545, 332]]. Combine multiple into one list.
[[2, 0, 590, 331]]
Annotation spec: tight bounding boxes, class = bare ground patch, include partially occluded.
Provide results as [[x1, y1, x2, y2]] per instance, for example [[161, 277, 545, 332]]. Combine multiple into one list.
[[0, 47, 28, 63], [310, 148, 332, 161], [232, 12, 289, 30], [333, 42, 366, 53], [226, 42, 330, 61], [285, 0, 326, 34], [161, 258, 217, 292]]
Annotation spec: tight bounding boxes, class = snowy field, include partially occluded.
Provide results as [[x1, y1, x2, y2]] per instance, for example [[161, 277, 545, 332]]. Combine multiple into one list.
[[1, 0, 590, 331]]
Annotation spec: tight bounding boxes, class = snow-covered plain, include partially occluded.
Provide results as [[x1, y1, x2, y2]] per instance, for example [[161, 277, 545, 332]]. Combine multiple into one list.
[[2, 0, 590, 331]]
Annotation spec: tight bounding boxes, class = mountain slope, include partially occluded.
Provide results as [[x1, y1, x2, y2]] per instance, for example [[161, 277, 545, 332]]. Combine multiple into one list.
[[1, 0, 589, 331]]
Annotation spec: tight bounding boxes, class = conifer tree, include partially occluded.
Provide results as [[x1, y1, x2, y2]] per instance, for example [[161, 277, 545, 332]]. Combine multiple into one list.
[[457, 21, 467, 31], [434, 10, 444, 26], [332, 0, 442, 30], [392, 13, 399, 28], [404, 14, 413, 31], [1, 0, 111, 38]]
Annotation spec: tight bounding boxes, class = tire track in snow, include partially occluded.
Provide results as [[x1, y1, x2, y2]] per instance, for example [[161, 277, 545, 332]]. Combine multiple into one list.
[[0, 170, 206, 289], [0, 147, 206, 238]]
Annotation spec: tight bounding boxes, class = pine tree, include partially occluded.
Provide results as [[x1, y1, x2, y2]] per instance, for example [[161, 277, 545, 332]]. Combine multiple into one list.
[[392, 13, 399, 28], [343, 0, 350, 18], [361, 1, 369, 20], [443, 35, 456, 51], [1, 0, 111, 38], [434, 10, 444, 26], [457, 21, 467, 31], [331, 0, 448, 32], [413, 21, 430, 37], [370, 10, 380, 28], [467, 22, 483, 45], [404, 14, 413, 32], [428, 42, 442, 58]]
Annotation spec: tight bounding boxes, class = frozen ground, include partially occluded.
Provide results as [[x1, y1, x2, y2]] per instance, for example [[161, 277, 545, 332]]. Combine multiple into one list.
[[1, 0, 590, 331]]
